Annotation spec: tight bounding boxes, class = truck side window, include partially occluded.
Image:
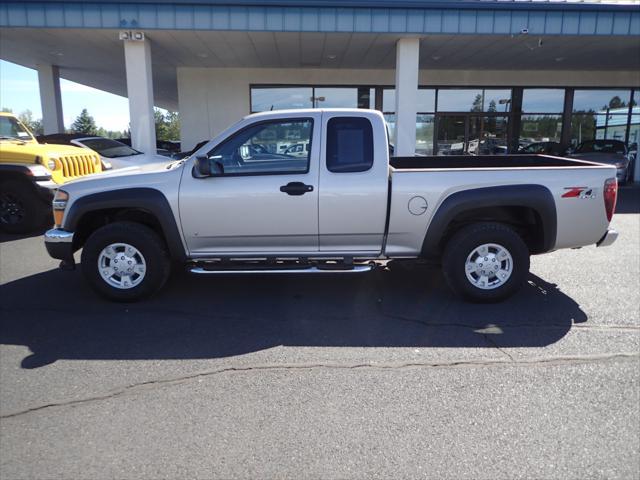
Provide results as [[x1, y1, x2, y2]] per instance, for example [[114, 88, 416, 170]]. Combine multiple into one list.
[[326, 117, 373, 173], [207, 119, 313, 175]]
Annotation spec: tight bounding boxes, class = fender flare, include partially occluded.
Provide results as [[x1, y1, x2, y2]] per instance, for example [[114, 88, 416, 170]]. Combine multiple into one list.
[[421, 184, 557, 257], [64, 188, 187, 261]]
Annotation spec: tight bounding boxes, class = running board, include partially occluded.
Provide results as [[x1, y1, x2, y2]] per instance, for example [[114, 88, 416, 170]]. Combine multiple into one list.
[[189, 265, 374, 275]]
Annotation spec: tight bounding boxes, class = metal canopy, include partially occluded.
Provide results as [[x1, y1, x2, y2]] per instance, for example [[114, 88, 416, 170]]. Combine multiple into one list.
[[1, 27, 639, 110], [2, 1, 639, 35]]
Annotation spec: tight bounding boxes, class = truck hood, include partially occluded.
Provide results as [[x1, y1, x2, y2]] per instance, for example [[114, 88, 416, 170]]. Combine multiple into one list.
[[66, 158, 180, 185]]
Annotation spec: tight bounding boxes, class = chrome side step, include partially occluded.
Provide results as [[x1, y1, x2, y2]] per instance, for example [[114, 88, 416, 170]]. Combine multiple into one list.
[[189, 265, 374, 275]]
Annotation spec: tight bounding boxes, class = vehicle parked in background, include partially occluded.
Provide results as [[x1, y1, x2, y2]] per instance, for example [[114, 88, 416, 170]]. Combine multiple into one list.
[[0, 112, 102, 233], [284, 143, 309, 158], [45, 109, 619, 303], [116, 138, 181, 158], [568, 139, 631, 183], [518, 141, 564, 156], [38, 134, 168, 170]]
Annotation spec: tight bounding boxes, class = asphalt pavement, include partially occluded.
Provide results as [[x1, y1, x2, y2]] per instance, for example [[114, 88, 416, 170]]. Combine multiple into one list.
[[1, 186, 638, 479]]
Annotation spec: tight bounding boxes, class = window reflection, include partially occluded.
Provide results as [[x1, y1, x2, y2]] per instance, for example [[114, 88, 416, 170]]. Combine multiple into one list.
[[520, 115, 562, 143], [522, 89, 565, 113], [382, 89, 435, 113], [251, 87, 313, 112], [416, 114, 434, 155], [573, 90, 632, 113], [437, 89, 511, 113], [314, 88, 358, 108]]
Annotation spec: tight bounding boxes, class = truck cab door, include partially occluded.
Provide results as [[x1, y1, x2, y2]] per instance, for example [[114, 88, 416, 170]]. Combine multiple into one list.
[[179, 114, 320, 256], [318, 112, 389, 253]]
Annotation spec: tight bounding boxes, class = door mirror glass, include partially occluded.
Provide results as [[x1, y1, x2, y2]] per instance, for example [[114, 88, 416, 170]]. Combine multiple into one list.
[[193, 155, 224, 178]]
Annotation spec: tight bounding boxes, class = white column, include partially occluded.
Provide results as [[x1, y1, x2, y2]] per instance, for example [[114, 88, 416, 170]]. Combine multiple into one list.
[[37, 64, 64, 134], [123, 33, 156, 154], [393, 38, 420, 156]]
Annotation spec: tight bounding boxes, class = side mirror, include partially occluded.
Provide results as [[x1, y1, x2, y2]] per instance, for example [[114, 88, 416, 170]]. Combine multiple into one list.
[[193, 156, 224, 178]]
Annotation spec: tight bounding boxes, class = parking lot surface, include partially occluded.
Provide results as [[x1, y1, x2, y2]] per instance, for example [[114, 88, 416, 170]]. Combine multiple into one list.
[[1, 186, 639, 479]]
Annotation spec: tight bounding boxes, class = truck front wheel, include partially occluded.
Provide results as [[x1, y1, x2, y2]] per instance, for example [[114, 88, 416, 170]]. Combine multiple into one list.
[[442, 222, 530, 303], [81, 221, 171, 301]]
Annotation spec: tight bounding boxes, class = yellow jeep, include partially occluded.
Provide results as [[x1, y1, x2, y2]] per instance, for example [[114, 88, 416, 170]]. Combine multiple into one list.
[[0, 112, 102, 233]]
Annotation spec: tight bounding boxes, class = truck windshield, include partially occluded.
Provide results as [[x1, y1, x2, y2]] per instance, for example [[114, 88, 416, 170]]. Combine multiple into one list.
[[80, 138, 142, 158], [0, 116, 34, 141]]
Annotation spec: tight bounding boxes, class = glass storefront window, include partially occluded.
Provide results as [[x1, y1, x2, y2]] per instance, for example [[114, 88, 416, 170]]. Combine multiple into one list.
[[416, 114, 434, 155], [522, 89, 565, 113], [437, 89, 511, 113], [384, 114, 395, 145], [519, 115, 562, 145], [437, 89, 483, 112], [251, 87, 312, 112], [382, 89, 435, 113], [313, 88, 358, 108], [573, 89, 632, 113], [483, 90, 512, 113]]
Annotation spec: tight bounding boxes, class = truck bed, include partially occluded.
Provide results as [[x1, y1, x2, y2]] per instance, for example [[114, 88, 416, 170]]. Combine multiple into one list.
[[390, 154, 598, 170]]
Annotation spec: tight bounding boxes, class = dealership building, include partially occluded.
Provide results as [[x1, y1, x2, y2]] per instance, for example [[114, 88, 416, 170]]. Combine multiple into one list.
[[1, 0, 639, 177]]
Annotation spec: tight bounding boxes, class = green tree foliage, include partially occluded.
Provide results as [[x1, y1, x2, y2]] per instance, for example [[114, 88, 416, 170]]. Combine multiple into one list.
[[17, 109, 43, 135], [71, 108, 98, 135], [471, 94, 483, 112], [154, 108, 180, 141]]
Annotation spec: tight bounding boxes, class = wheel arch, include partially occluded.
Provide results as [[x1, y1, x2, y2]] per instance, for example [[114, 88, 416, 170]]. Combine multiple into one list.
[[421, 184, 557, 258], [65, 188, 187, 262]]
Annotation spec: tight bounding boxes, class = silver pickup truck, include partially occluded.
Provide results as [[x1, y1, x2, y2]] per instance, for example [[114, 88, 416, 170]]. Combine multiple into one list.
[[44, 109, 619, 302]]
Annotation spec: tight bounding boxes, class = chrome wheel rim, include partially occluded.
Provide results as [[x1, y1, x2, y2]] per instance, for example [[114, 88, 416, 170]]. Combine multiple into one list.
[[465, 243, 513, 290], [97, 243, 146, 289]]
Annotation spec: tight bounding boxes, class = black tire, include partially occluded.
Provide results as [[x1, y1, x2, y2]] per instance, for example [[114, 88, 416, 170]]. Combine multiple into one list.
[[0, 179, 49, 234], [81, 221, 171, 301], [442, 222, 530, 303]]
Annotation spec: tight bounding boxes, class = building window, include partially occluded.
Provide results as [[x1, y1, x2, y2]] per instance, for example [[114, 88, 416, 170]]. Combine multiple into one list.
[[570, 89, 634, 148], [518, 89, 566, 149], [251, 87, 313, 112], [437, 89, 511, 112], [251, 86, 375, 112], [522, 89, 565, 113]]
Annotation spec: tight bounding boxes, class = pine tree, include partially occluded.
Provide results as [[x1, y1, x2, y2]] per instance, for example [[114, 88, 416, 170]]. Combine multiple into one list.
[[71, 108, 97, 135]]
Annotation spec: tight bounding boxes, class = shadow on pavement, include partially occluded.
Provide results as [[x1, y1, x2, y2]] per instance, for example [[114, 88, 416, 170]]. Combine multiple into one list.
[[0, 262, 586, 368]]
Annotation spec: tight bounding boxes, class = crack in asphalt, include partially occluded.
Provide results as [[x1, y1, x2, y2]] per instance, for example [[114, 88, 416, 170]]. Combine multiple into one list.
[[482, 334, 516, 362], [2, 352, 638, 420]]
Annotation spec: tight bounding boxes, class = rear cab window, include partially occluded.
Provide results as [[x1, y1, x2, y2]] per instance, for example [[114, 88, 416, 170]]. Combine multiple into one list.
[[326, 117, 373, 173]]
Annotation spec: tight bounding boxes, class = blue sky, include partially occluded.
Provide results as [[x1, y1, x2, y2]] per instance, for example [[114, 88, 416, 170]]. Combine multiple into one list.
[[0, 60, 131, 131]]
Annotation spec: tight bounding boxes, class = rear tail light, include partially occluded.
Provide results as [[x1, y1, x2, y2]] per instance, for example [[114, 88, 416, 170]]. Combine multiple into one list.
[[603, 177, 617, 222]]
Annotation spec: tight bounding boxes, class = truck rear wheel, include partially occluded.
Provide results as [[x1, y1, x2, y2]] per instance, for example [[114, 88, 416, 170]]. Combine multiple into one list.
[[0, 180, 48, 234], [81, 221, 171, 302], [442, 222, 529, 303]]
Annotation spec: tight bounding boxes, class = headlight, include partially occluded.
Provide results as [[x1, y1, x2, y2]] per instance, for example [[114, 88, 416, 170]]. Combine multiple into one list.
[[102, 160, 113, 170], [47, 159, 57, 170], [52, 189, 69, 226]]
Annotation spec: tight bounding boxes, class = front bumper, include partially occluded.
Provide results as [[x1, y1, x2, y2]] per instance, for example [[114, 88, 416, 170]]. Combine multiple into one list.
[[596, 229, 619, 247], [44, 228, 75, 264]]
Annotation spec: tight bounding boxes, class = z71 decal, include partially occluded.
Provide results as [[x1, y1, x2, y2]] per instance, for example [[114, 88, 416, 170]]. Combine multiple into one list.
[[562, 187, 596, 199]]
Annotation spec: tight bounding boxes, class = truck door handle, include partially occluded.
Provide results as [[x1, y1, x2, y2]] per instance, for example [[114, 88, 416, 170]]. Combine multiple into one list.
[[280, 182, 314, 196]]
